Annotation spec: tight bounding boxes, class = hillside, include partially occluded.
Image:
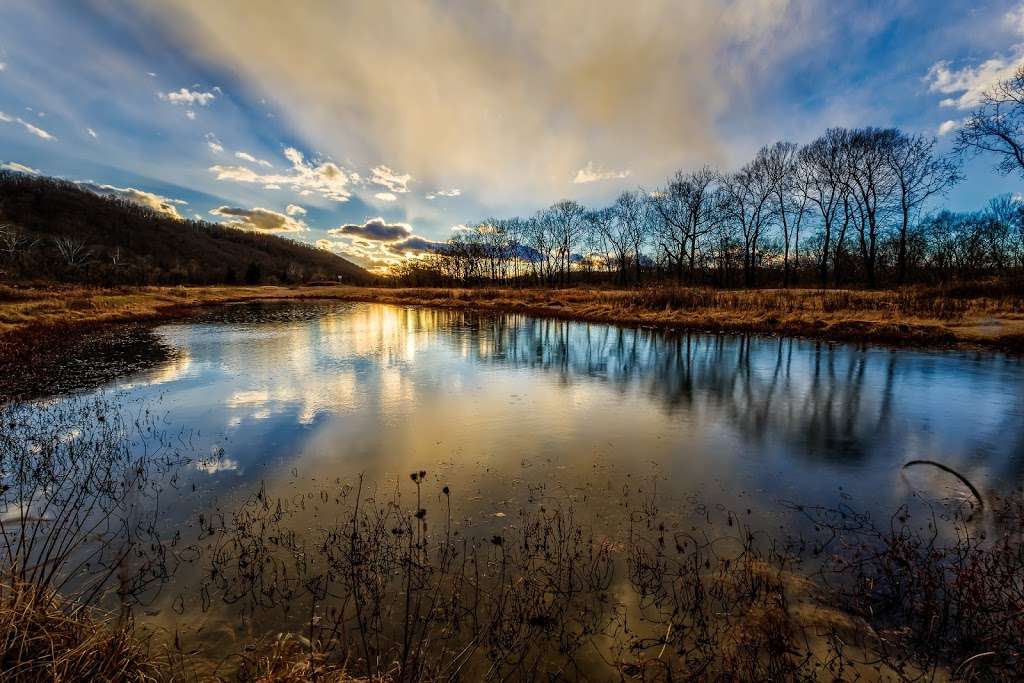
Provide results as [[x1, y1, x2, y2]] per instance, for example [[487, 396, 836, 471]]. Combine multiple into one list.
[[0, 171, 370, 285]]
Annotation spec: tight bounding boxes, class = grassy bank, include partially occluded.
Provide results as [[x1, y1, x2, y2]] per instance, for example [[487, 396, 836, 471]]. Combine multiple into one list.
[[2, 282, 1024, 355]]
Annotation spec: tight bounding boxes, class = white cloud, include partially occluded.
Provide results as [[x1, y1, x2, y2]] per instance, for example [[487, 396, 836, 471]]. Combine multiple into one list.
[[370, 165, 412, 193], [0, 63, 6, 72], [211, 146, 357, 202], [146, 71, 157, 77], [925, 5, 1024, 110], [159, 87, 217, 106], [425, 188, 461, 199], [925, 56, 1024, 109], [573, 161, 631, 184], [0, 161, 39, 174], [186, 109, 196, 120], [87, 127, 97, 138], [0, 111, 56, 140], [77, 182, 186, 218], [235, 151, 273, 167], [205, 132, 224, 153], [209, 205, 307, 233], [374, 191, 397, 202], [937, 119, 961, 136], [1006, 3, 1024, 36], [285, 203, 306, 216]]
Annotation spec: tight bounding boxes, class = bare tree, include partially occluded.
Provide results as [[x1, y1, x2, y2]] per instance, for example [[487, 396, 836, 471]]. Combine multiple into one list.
[[651, 167, 718, 284], [590, 205, 629, 284], [761, 143, 807, 287], [957, 64, 1024, 177], [845, 128, 899, 288], [887, 133, 962, 284], [0, 223, 36, 265], [584, 208, 616, 279], [525, 212, 555, 286], [612, 191, 647, 283], [799, 130, 850, 287], [53, 235, 90, 268], [549, 200, 586, 286], [719, 153, 775, 287]]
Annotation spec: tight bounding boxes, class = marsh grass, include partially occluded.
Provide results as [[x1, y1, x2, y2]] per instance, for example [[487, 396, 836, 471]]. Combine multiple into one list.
[[0, 578, 161, 682], [187, 474, 1024, 681]]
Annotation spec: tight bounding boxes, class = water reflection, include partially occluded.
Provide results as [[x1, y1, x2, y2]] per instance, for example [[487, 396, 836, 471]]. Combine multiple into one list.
[[119, 302, 1024, 507], [73, 301, 1022, 673]]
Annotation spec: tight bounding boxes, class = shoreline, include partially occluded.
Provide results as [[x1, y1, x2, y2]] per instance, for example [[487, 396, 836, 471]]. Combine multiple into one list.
[[2, 284, 1023, 361]]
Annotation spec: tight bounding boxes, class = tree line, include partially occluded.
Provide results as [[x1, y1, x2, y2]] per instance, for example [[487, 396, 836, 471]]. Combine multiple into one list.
[[393, 66, 1024, 290], [393, 127, 1023, 288]]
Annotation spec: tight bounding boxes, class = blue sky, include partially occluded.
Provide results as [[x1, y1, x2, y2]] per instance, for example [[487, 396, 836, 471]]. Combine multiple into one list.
[[1, 1, 1022, 270]]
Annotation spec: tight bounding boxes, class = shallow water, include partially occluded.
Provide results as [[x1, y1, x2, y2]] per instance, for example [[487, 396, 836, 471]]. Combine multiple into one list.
[[26, 301, 1024, 671]]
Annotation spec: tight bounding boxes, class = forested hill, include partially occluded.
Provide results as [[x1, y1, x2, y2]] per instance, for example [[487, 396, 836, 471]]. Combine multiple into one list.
[[0, 171, 370, 285]]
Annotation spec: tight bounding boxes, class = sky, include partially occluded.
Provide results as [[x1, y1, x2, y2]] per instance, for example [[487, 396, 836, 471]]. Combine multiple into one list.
[[1, 0, 1023, 271]]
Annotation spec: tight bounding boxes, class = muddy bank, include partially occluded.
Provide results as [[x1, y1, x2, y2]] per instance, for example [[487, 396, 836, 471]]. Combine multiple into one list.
[[0, 322, 174, 401]]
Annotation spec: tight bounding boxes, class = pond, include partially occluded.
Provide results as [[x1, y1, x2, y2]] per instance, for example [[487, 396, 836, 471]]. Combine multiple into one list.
[[8, 300, 1024, 677]]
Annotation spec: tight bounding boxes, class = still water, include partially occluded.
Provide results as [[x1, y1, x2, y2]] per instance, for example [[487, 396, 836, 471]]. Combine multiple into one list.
[[53, 301, 1024, 668]]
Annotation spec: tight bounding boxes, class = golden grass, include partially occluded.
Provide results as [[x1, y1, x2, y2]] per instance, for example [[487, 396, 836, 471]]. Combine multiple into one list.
[[1, 282, 1023, 353], [0, 580, 160, 682], [240, 635, 387, 683], [0, 579, 382, 682]]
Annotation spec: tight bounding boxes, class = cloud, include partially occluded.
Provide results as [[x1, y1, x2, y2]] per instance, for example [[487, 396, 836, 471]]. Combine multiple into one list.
[[142, 0, 807, 202], [425, 188, 461, 199], [285, 203, 306, 216], [235, 151, 272, 167], [211, 146, 356, 201], [159, 87, 217, 106], [370, 165, 411, 193], [573, 161, 631, 184], [388, 235, 446, 255], [185, 109, 196, 120], [937, 119, 961, 136], [0, 161, 40, 174], [925, 56, 1024, 109], [77, 182, 186, 218], [925, 5, 1024, 110], [328, 217, 411, 242], [1006, 3, 1024, 36], [374, 191, 397, 202], [317, 231, 444, 273], [317, 215, 446, 272], [87, 127, 97, 138], [0, 111, 56, 140], [0, 63, 6, 72], [209, 205, 307, 233], [205, 132, 223, 153]]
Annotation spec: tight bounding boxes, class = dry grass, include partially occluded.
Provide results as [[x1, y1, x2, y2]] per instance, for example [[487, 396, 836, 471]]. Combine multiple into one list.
[[238, 635, 387, 683], [0, 581, 379, 682], [0, 580, 161, 682], [1, 282, 1023, 357]]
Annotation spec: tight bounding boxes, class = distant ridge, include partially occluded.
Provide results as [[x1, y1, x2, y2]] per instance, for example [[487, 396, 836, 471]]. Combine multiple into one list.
[[0, 171, 371, 285]]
